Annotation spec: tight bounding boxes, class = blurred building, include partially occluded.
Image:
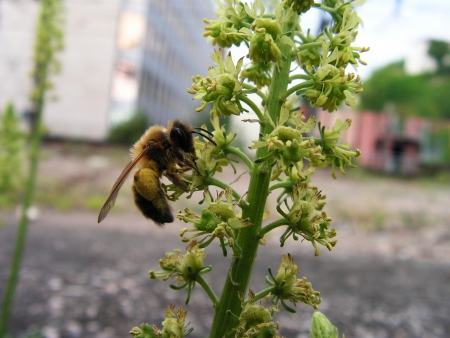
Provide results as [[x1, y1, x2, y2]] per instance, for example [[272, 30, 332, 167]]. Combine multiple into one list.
[[109, 0, 215, 129], [314, 109, 450, 176], [0, 0, 215, 141]]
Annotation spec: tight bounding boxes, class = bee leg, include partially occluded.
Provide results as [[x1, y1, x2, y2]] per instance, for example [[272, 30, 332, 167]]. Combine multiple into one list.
[[133, 169, 173, 225], [164, 170, 189, 191]]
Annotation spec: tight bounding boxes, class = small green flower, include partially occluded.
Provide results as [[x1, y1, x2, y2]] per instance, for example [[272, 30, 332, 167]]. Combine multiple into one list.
[[322, 0, 365, 34], [160, 306, 192, 338], [311, 118, 361, 178], [177, 188, 250, 255], [203, 0, 253, 48], [296, 31, 325, 72], [129, 306, 193, 338], [250, 106, 319, 180], [149, 241, 210, 285], [188, 50, 244, 117], [325, 7, 369, 68], [266, 254, 321, 310], [301, 41, 363, 112], [234, 291, 280, 338], [277, 183, 336, 255], [249, 19, 282, 63], [129, 323, 156, 338]]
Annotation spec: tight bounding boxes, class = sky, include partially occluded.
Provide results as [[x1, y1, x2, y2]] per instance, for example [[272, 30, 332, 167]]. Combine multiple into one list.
[[230, 0, 450, 80]]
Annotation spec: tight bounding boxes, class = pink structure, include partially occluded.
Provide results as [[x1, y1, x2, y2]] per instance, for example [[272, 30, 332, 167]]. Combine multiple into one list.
[[309, 109, 434, 175]]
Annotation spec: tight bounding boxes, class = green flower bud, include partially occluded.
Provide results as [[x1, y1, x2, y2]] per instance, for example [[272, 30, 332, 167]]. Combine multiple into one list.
[[310, 312, 339, 338], [249, 19, 282, 63], [287, 0, 315, 14]]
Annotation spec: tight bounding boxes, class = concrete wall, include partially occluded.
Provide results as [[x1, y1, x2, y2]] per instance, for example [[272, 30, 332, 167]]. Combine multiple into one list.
[[0, 0, 121, 141]]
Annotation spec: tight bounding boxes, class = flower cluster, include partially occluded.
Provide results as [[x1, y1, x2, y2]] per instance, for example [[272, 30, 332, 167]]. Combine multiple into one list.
[[325, 6, 369, 68], [203, 0, 253, 48], [177, 188, 251, 256], [188, 50, 244, 117], [250, 106, 322, 180], [149, 241, 211, 304], [249, 18, 283, 64], [303, 43, 363, 112], [311, 118, 361, 178], [277, 183, 336, 256], [295, 31, 324, 72], [266, 254, 321, 311], [129, 306, 193, 338], [234, 291, 280, 338], [321, 0, 365, 34]]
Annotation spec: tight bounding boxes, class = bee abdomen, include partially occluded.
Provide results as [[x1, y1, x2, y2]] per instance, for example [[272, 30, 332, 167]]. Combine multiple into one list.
[[132, 186, 174, 225]]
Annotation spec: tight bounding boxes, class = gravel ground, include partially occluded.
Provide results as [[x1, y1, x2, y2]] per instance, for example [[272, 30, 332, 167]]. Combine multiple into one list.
[[1, 143, 450, 338]]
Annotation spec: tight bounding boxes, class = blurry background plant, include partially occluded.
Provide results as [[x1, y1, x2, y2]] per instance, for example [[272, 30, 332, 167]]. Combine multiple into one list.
[[0, 0, 64, 335], [0, 103, 25, 208]]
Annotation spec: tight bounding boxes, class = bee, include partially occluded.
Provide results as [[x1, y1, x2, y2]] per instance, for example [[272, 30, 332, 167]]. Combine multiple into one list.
[[97, 119, 215, 225]]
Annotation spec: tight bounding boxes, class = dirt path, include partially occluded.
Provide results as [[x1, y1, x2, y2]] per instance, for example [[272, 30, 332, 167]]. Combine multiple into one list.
[[1, 143, 449, 338]]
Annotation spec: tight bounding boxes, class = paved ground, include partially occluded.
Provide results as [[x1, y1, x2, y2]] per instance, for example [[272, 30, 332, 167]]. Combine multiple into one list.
[[1, 143, 450, 338]]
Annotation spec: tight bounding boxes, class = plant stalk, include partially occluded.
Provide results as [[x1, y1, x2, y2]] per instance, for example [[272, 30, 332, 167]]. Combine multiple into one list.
[[208, 11, 296, 338]]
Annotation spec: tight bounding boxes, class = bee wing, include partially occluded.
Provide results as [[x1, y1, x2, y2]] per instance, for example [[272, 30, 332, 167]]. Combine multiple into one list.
[[97, 149, 148, 223]]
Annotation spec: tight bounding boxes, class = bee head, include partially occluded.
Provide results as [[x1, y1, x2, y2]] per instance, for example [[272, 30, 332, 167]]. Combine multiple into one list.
[[169, 120, 195, 153]]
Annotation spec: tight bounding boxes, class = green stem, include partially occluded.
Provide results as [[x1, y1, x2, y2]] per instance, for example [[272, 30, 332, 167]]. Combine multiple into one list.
[[242, 83, 267, 102], [208, 9, 297, 338], [194, 273, 219, 307], [280, 80, 314, 101], [248, 286, 276, 304], [0, 2, 62, 335], [224, 145, 253, 171], [0, 84, 44, 338], [238, 93, 264, 121], [297, 41, 322, 50], [289, 74, 312, 82], [259, 219, 289, 238], [268, 181, 296, 193], [206, 177, 247, 209]]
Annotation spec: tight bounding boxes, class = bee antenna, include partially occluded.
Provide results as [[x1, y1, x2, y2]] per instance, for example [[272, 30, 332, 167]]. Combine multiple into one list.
[[191, 130, 217, 146], [194, 127, 214, 138]]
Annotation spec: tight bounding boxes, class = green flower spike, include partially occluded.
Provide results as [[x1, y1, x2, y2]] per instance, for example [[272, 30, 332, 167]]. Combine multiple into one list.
[[303, 42, 363, 112], [312, 118, 361, 179], [129, 306, 194, 338], [232, 290, 281, 338], [149, 241, 211, 304], [277, 183, 336, 256], [203, 0, 253, 48], [188, 50, 244, 117], [265, 253, 321, 311], [250, 105, 319, 180], [177, 188, 251, 256]]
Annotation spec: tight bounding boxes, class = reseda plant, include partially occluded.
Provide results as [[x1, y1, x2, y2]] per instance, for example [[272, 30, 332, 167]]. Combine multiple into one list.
[[130, 0, 367, 337]]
